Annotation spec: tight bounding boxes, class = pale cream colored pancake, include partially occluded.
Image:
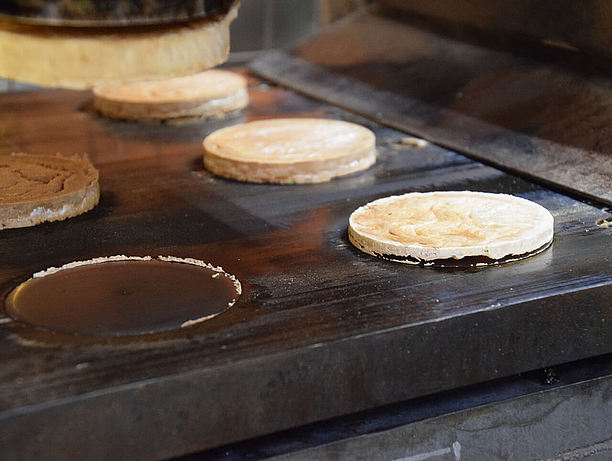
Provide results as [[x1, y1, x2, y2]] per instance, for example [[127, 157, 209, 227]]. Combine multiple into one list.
[[93, 69, 248, 121], [0, 153, 99, 229], [0, 3, 239, 89], [203, 118, 377, 183], [349, 191, 554, 265]]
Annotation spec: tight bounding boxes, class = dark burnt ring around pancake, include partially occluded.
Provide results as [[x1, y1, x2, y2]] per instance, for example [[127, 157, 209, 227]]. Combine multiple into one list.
[[372, 238, 553, 268]]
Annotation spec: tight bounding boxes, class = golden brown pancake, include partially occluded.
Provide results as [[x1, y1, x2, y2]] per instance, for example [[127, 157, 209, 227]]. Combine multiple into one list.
[[93, 69, 248, 122], [0, 153, 99, 229], [203, 118, 377, 184]]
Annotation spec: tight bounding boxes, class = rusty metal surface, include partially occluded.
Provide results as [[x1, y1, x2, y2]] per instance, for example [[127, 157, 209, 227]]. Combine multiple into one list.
[[187, 355, 612, 460], [0, 74, 610, 459], [250, 9, 612, 206]]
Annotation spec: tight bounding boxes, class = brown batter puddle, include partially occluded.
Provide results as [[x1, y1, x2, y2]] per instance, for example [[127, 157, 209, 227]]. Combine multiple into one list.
[[4, 258, 240, 336]]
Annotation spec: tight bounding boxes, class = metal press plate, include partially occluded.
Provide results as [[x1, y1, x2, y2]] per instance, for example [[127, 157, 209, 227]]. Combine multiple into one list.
[[0, 0, 237, 27]]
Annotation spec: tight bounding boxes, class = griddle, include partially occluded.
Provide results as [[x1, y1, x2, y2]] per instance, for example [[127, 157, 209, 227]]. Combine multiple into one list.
[[0, 72, 610, 459]]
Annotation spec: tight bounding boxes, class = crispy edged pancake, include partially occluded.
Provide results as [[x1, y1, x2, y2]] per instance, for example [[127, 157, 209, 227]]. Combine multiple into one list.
[[348, 191, 554, 265], [203, 118, 377, 184], [0, 153, 99, 229], [93, 69, 248, 121]]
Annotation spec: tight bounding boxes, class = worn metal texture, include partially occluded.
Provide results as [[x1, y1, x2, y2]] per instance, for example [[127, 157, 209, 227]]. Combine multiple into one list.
[[182, 354, 612, 460], [267, 361, 612, 461], [378, 0, 612, 59], [0, 76, 610, 459], [250, 9, 612, 206]]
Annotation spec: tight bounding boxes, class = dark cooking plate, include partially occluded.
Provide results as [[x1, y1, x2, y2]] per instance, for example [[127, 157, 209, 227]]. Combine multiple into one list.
[[0, 0, 237, 27]]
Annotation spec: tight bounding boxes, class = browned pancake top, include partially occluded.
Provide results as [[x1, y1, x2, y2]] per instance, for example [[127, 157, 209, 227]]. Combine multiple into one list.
[[93, 69, 247, 104], [0, 153, 99, 205]]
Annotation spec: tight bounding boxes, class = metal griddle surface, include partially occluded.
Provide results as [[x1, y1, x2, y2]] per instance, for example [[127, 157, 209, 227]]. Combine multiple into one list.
[[250, 8, 612, 206], [0, 74, 610, 460]]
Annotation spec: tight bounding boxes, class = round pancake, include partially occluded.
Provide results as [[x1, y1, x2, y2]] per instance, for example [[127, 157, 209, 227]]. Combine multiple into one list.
[[93, 69, 248, 121], [348, 191, 554, 265], [203, 118, 377, 183], [0, 153, 99, 229], [0, 3, 239, 89]]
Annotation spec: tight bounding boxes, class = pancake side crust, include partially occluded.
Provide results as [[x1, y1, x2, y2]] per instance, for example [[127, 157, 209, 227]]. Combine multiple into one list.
[[0, 153, 100, 229], [203, 118, 377, 183], [93, 70, 249, 121]]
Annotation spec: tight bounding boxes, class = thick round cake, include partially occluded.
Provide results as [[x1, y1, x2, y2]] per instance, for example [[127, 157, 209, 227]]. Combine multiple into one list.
[[348, 191, 554, 265], [93, 69, 248, 121], [0, 3, 239, 89], [203, 118, 377, 184]]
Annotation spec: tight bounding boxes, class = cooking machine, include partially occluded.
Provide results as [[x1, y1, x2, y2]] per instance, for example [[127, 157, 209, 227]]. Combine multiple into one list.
[[0, 1, 610, 459]]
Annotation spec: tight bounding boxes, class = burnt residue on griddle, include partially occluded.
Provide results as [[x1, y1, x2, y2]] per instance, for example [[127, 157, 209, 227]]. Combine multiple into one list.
[[372, 252, 422, 265], [370, 239, 553, 268]]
